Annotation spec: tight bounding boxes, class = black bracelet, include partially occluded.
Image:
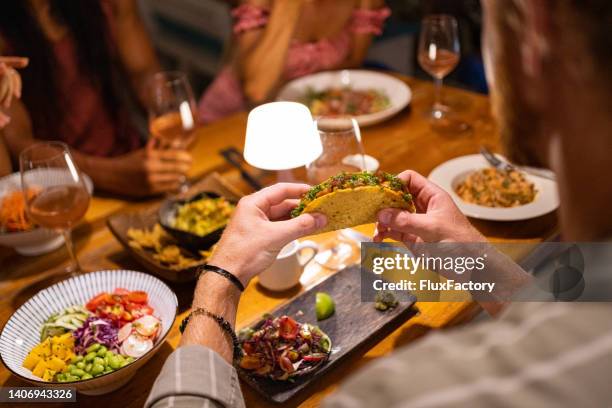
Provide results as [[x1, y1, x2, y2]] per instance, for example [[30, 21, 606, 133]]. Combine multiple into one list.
[[179, 307, 243, 362], [199, 264, 245, 292]]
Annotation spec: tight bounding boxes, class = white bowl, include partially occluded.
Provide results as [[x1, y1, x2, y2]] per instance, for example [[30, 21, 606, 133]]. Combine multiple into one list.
[[277, 69, 412, 127], [0, 171, 93, 256], [429, 154, 559, 221], [0, 270, 178, 395]]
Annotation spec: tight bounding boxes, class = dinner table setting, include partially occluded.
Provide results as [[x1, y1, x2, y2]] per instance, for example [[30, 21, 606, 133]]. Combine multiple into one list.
[[0, 46, 560, 406]]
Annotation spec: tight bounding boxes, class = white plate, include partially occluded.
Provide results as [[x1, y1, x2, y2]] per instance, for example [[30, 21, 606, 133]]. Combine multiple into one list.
[[276, 70, 411, 127], [0, 170, 94, 255], [428, 154, 559, 221], [0, 269, 177, 395]]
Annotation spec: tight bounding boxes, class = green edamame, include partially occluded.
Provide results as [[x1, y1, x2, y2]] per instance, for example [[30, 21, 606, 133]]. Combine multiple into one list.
[[91, 364, 104, 376], [70, 368, 86, 377]]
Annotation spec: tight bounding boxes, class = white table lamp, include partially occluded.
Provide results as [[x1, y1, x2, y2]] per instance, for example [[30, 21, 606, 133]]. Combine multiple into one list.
[[244, 102, 322, 172]]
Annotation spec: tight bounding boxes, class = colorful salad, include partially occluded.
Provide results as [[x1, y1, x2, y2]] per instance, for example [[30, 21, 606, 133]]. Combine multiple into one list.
[[238, 315, 332, 381], [22, 288, 161, 383]]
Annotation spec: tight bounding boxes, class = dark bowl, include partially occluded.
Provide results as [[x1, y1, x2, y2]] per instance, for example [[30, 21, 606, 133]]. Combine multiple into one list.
[[158, 191, 232, 252]]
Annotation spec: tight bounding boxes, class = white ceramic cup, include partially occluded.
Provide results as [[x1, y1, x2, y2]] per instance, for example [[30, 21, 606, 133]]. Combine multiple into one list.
[[258, 240, 319, 291]]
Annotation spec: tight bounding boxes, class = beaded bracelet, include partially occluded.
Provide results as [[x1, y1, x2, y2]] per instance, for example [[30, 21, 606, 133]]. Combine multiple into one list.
[[179, 307, 243, 362], [199, 264, 245, 292]]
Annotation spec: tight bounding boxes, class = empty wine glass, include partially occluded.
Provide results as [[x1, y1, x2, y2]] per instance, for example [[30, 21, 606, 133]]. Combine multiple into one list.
[[307, 117, 366, 270], [20, 142, 91, 275], [148, 71, 198, 192], [418, 14, 467, 131]]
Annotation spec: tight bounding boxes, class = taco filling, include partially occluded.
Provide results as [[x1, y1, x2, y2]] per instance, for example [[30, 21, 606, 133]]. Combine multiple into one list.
[[238, 315, 331, 381], [291, 171, 413, 218]]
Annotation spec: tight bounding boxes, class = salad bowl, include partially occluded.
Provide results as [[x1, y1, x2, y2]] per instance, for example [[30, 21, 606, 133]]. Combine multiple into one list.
[[0, 170, 94, 256], [0, 270, 177, 395]]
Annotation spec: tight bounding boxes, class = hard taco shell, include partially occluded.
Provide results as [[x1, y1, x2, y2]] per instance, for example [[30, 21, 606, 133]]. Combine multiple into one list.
[[301, 186, 415, 233]]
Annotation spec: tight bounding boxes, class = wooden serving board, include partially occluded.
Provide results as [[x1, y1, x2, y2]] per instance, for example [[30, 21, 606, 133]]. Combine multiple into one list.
[[238, 265, 417, 404], [107, 173, 244, 282]]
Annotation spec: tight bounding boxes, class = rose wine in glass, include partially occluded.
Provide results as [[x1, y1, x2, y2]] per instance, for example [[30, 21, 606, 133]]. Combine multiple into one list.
[[418, 14, 467, 131], [20, 142, 90, 275], [148, 71, 197, 192]]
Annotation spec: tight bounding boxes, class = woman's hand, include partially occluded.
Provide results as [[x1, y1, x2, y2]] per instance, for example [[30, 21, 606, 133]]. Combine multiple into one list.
[[94, 144, 192, 197], [208, 183, 327, 286], [0, 57, 29, 128], [142, 141, 192, 194], [375, 170, 486, 244]]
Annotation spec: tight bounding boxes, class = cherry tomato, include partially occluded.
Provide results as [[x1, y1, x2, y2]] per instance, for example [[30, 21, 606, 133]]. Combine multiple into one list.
[[302, 354, 325, 362], [278, 316, 299, 340], [139, 305, 154, 316], [86, 293, 110, 311], [127, 291, 148, 304], [114, 288, 130, 296], [242, 342, 255, 354]]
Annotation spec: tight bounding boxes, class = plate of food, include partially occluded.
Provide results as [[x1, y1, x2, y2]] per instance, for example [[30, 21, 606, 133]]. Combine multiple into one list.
[[429, 154, 559, 221], [237, 265, 417, 403], [107, 173, 242, 282], [0, 269, 177, 395], [0, 170, 93, 255], [277, 70, 411, 127]]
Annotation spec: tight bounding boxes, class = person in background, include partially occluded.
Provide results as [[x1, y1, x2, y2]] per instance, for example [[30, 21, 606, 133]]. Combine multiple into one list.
[[0, 0, 192, 197], [145, 0, 612, 406], [0, 56, 28, 177], [198, 0, 390, 123]]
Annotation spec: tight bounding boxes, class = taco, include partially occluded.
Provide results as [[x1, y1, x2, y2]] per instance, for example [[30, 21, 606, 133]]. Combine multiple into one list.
[[291, 171, 416, 233]]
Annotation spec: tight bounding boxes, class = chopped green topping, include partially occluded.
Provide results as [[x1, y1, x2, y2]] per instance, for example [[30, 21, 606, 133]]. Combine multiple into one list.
[[291, 171, 411, 218]]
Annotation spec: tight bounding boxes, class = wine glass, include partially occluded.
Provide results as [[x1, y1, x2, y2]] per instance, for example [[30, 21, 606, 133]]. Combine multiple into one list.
[[148, 71, 198, 192], [418, 14, 466, 130], [20, 142, 91, 275], [307, 117, 366, 270]]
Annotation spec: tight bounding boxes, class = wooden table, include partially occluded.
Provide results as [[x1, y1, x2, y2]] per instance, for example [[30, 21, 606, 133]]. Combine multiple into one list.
[[0, 76, 558, 407]]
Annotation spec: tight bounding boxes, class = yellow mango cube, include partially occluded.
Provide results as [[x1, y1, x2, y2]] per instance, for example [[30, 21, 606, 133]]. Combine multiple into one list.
[[42, 369, 56, 382], [32, 360, 47, 378], [54, 333, 74, 346], [22, 352, 42, 371], [46, 356, 65, 372]]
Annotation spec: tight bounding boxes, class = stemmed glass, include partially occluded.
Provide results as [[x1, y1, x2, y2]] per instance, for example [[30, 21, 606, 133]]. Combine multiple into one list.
[[418, 14, 466, 130], [20, 142, 91, 276], [307, 117, 366, 270], [148, 71, 198, 192]]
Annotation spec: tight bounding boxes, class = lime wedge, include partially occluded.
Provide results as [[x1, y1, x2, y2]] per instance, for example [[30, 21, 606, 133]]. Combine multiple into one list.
[[315, 292, 335, 321]]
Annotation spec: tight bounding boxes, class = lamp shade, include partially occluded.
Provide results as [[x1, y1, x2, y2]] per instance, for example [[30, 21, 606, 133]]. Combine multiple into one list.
[[244, 102, 323, 171]]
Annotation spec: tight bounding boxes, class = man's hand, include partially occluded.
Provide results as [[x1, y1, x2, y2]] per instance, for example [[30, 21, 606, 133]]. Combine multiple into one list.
[[375, 170, 485, 244], [0, 57, 29, 128], [208, 183, 327, 286]]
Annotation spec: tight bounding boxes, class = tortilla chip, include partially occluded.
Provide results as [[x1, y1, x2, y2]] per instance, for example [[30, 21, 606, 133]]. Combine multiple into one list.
[[301, 186, 415, 233]]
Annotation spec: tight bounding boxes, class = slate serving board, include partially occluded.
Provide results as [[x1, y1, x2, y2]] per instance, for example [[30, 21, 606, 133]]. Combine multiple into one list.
[[238, 265, 417, 404]]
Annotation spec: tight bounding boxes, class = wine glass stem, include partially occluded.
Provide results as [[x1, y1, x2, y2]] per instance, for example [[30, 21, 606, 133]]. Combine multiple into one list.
[[434, 76, 444, 112], [62, 229, 81, 275]]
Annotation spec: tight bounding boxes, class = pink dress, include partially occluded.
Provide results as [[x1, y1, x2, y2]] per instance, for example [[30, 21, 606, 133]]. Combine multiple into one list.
[[198, 4, 391, 124]]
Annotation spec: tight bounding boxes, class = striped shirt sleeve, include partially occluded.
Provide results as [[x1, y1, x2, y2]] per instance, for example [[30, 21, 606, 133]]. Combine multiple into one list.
[[145, 345, 245, 408]]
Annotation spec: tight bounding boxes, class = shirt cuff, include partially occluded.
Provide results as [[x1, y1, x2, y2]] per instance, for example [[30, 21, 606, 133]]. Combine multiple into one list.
[[145, 344, 245, 408]]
